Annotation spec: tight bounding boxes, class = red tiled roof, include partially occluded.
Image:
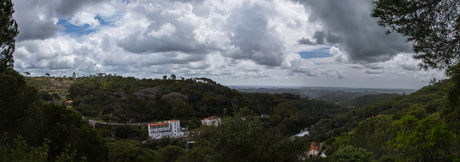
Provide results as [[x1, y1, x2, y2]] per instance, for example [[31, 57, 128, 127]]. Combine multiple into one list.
[[309, 142, 319, 152], [65, 100, 73, 103], [171, 119, 177, 122], [202, 116, 219, 120], [148, 122, 169, 126]]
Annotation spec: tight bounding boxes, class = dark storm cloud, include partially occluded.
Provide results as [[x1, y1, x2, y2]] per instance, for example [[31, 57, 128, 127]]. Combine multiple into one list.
[[312, 31, 325, 44], [326, 31, 341, 43], [117, 31, 210, 54], [298, 31, 340, 45], [298, 37, 315, 45], [292, 0, 412, 63], [56, 0, 108, 17], [13, 0, 61, 41]]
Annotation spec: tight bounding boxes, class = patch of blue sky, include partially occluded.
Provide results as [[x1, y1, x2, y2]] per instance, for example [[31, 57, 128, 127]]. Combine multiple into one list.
[[57, 19, 96, 36], [95, 16, 110, 26], [96, 12, 123, 26], [297, 47, 333, 59]]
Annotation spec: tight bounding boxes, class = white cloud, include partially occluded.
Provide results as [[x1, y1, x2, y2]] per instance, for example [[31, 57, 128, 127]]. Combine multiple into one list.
[[329, 46, 348, 63], [69, 11, 100, 27]]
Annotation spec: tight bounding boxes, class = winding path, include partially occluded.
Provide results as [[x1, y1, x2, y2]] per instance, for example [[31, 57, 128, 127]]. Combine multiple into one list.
[[83, 117, 151, 126]]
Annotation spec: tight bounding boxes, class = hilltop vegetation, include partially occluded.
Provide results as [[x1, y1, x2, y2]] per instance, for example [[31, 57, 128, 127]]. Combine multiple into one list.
[[25, 76, 73, 103]]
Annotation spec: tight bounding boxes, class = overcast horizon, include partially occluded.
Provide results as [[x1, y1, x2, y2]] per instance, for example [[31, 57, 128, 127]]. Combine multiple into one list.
[[11, 0, 445, 89]]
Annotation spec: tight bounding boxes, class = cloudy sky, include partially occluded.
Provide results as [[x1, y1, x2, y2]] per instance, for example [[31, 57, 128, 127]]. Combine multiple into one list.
[[11, 0, 444, 89]]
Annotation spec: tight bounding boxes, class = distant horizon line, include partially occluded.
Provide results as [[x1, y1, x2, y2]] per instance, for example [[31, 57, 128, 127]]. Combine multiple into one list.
[[225, 84, 419, 90]]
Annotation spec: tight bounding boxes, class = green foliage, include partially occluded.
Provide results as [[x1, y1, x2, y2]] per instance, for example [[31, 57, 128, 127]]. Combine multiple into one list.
[[348, 115, 396, 160], [51, 92, 61, 100], [25, 76, 73, 101], [41, 104, 109, 161], [107, 139, 158, 162], [96, 124, 148, 141], [0, 0, 19, 72], [329, 145, 375, 162], [338, 93, 401, 108], [388, 115, 454, 161], [190, 117, 302, 162], [142, 137, 186, 150], [157, 145, 185, 162], [39, 90, 52, 101], [0, 133, 48, 162], [0, 69, 42, 138], [171, 99, 193, 119], [444, 63, 460, 135], [305, 81, 447, 143], [316, 91, 364, 104], [179, 120, 201, 130], [371, 0, 460, 70]]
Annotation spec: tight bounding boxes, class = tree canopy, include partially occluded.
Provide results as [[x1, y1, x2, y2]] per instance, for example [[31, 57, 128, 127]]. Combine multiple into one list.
[[372, 0, 460, 70], [0, 0, 19, 72]]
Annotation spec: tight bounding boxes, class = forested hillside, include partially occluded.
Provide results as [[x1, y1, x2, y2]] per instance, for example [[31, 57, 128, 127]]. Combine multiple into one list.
[[304, 79, 460, 161], [1, 70, 108, 161], [315, 91, 365, 104], [338, 93, 401, 108], [66, 74, 347, 135]]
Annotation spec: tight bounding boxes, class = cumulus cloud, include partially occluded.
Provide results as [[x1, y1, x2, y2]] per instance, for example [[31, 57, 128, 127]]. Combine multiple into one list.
[[282, 53, 319, 77], [321, 68, 346, 79], [116, 1, 214, 54], [293, 0, 413, 64], [329, 47, 347, 63], [224, 2, 287, 66]]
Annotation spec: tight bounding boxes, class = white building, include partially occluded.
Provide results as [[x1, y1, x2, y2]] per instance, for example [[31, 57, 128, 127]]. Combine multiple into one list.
[[201, 116, 221, 126], [148, 120, 185, 139]]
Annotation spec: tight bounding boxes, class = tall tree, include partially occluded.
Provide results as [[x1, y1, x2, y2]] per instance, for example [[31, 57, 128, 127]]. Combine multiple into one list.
[[371, 0, 460, 70], [0, 0, 19, 72]]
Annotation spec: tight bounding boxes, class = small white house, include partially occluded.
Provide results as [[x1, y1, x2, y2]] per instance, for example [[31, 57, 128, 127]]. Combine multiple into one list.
[[148, 120, 184, 139], [201, 116, 221, 126]]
